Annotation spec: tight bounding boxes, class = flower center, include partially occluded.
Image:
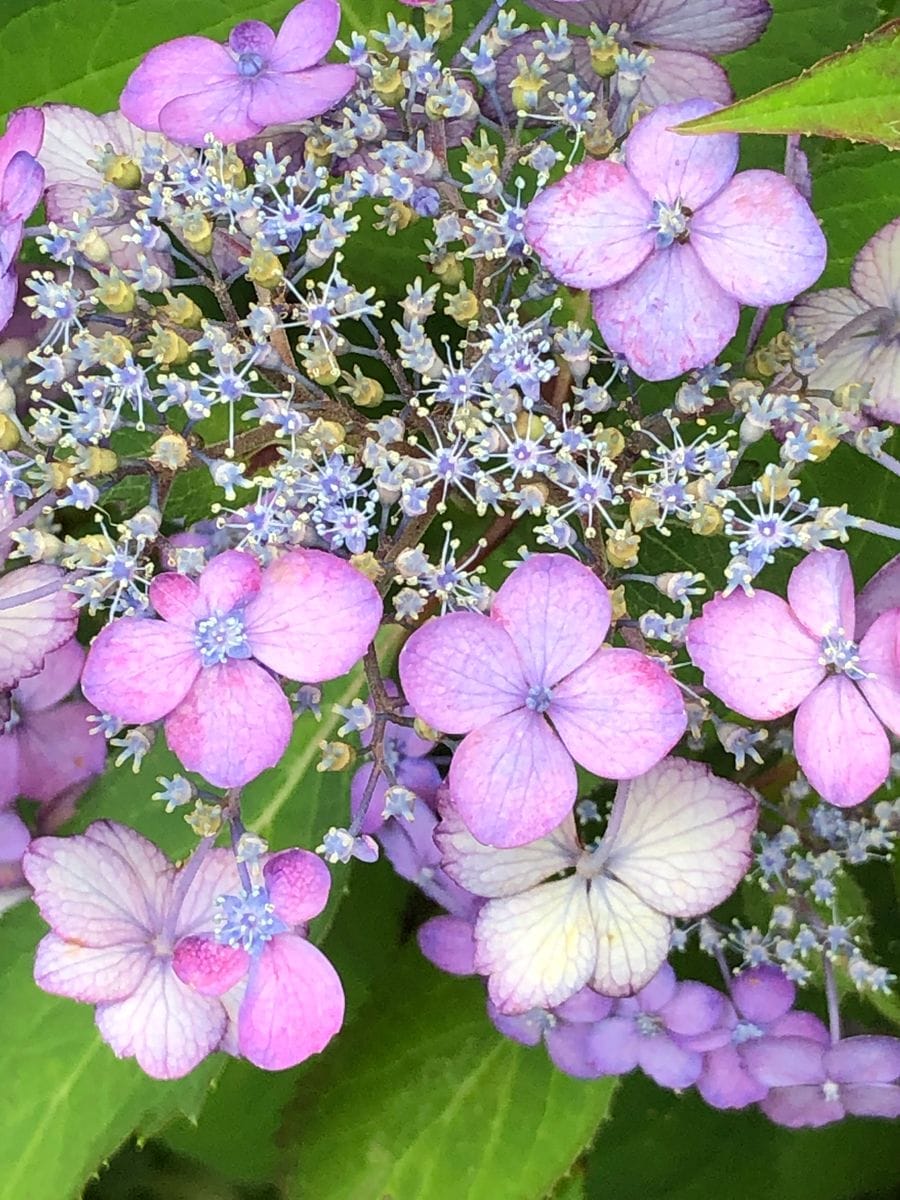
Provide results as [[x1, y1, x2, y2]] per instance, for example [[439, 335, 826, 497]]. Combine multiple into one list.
[[819, 631, 868, 680], [194, 611, 251, 667], [237, 51, 265, 77], [649, 199, 691, 249], [822, 1079, 841, 1103], [636, 1012, 664, 1037], [525, 684, 554, 714], [214, 888, 286, 955], [732, 1019, 764, 1045]]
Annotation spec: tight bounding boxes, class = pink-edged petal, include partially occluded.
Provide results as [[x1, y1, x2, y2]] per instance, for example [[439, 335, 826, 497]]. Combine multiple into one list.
[[399, 611, 527, 734], [825, 1036, 900, 1084], [786, 549, 856, 639], [23, 821, 173, 946], [264, 848, 331, 923], [626, 100, 738, 210], [841, 1084, 900, 1120], [586, 1015, 641, 1074], [436, 804, 580, 899], [197, 549, 261, 613], [858, 611, 900, 736], [149, 571, 203, 627], [620, 0, 772, 53], [174, 847, 242, 939], [34, 932, 149, 1003], [173, 935, 249, 996], [550, 647, 686, 779], [159, 82, 258, 146], [0, 563, 77, 691], [636, 49, 733, 108], [524, 159, 654, 291], [686, 590, 823, 720], [238, 934, 344, 1070], [638, 1035, 703, 1089], [81, 616, 199, 724], [789, 286, 871, 346], [588, 876, 673, 996], [761, 1085, 843, 1128], [794, 676, 890, 808], [692, 170, 827, 306], [741, 1035, 826, 1087], [448, 708, 577, 848], [1, 152, 45, 221], [271, 0, 342, 71], [417, 914, 477, 975], [851, 216, 900, 309], [248, 64, 356, 129], [96, 957, 225, 1080], [165, 658, 293, 788], [0, 108, 44, 179], [592, 242, 739, 381], [490, 554, 611, 686], [243, 549, 381, 683], [120, 37, 236, 133], [14, 637, 84, 712], [856, 554, 900, 639], [475, 876, 597, 1013], [15, 699, 107, 803], [731, 965, 795, 1023]]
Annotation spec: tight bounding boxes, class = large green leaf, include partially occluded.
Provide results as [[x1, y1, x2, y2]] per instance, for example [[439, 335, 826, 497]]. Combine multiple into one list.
[[282, 952, 616, 1200]]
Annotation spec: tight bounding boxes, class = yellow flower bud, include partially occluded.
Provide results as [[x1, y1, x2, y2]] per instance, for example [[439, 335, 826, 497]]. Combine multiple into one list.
[[424, 2, 453, 40], [413, 717, 442, 743], [302, 347, 341, 387], [515, 412, 544, 441], [690, 503, 724, 537], [807, 424, 839, 461], [757, 465, 796, 504], [372, 62, 405, 107], [350, 551, 385, 582], [180, 209, 214, 256], [431, 253, 464, 287], [629, 495, 660, 531], [161, 291, 203, 329], [79, 446, 118, 477], [340, 366, 384, 408], [144, 324, 191, 366], [0, 413, 19, 450], [444, 282, 479, 325], [103, 154, 142, 190], [460, 134, 500, 173], [217, 150, 246, 189], [303, 418, 345, 452], [595, 426, 625, 458], [246, 246, 284, 290], [304, 135, 333, 168], [317, 740, 355, 772], [583, 113, 616, 158], [89, 332, 133, 365], [47, 461, 76, 491], [609, 584, 628, 622], [94, 273, 135, 314], [150, 431, 191, 471], [185, 801, 223, 837], [606, 524, 641, 569], [377, 200, 416, 233], [510, 56, 549, 111], [78, 228, 110, 265]]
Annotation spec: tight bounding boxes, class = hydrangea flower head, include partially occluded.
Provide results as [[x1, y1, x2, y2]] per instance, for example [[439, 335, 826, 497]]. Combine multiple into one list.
[[789, 216, 900, 422], [81, 548, 382, 787], [23, 822, 241, 1079], [524, 99, 826, 380], [400, 553, 687, 847], [437, 757, 757, 1011], [120, 0, 357, 145], [0, 108, 45, 330], [174, 848, 344, 1071], [687, 549, 900, 807]]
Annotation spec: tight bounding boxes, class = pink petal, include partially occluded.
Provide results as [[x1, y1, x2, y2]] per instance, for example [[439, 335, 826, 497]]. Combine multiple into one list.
[[165, 658, 293, 788], [0, 563, 77, 691], [238, 934, 344, 1070], [856, 554, 900, 639], [626, 100, 738, 210], [399, 611, 527, 734], [417, 914, 477, 975], [228, 19, 276, 57], [198, 549, 261, 613], [794, 676, 890, 807], [15, 699, 107, 803], [34, 932, 149, 1003], [1, 152, 45, 221], [0, 108, 44, 180], [271, 0, 342, 70], [850, 216, 900, 309], [173, 935, 249, 996], [786, 549, 856, 639], [858, 610, 900, 736], [491, 554, 611, 687], [149, 572, 202, 627], [524, 159, 654, 290], [637, 49, 733, 108], [120, 36, 236, 133], [159, 82, 258, 146], [550, 648, 686, 779], [692, 170, 827, 305], [243, 549, 381, 683], [247, 65, 357, 129], [617, 0, 772, 53], [264, 849, 331, 923], [592, 242, 739, 381], [601, 757, 757, 918], [23, 821, 174, 946], [81, 616, 200, 724], [0, 265, 16, 330], [731, 965, 795, 1023], [96, 957, 225, 1080], [14, 637, 84, 712], [174, 848, 242, 938], [826, 1035, 900, 1084], [686, 590, 823, 720], [448, 707, 577, 848]]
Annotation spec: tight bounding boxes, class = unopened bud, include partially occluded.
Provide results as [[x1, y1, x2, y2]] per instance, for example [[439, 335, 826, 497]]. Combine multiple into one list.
[[606, 524, 640, 569], [317, 740, 355, 772], [0, 413, 19, 450], [350, 551, 385, 582], [444, 282, 479, 325], [150, 431, 191, 470], [180, 209, 214, 256], [103, 154, 142, 189], [162, 291, 203, 329], [372, 62, 405, 106], [94, 273, 135, 314], [246, 246, 284, 290]]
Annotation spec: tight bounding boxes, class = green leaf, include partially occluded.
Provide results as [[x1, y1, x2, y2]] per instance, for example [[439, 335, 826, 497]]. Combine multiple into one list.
[[0, 905, 220, 1200], [282, 952, 616, 1200], [679, 19, 900, 148]]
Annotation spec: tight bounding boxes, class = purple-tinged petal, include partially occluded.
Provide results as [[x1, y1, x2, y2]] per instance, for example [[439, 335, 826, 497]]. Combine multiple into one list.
[[638, 1035, 703, 1089], [786, 549, 856, 640], [692, 170, 827, 306], [841, 1084, 900, 1120], [491, 554, 612, 687], [588, 877, 673, 997], [856, 554, 900, 640], [243, 549, 381, 683], [448, 708, 577, 848], [586, 1015, 641, 1075], [96, 957, 225, 1080], [0, 108, 44, 180], [637, 49, 733, 108], [159, 82, 259, 146], [858, 611, 900, 736], [617, 0, 772, 53], [399, 611, 527, 735], [825, 1036, 900, 1085], [270, 0, 342, 71], [149, 571, 203, 627], [0, 734, 20, 808], [731, 965, 795, 1024], [555, 988, 616, 1023], [120, 37, 236, 134], [34, 932, 149, 1003], [851, 216, 900, 309], [14, 638, 84, 713], [660, 982, 726, 1037], [686, 590, 823, 720], [789, 287, 871, 347], [699, 1043, 768, 1109], [248, 65, 357, 128], [794, 676, 890, 807], [0, 810, 29, 864], [1, 152, 45, 221], [264, 849, 331, 924], [0, 266, 17, 332], [762, 1085, 844, 1128], [626, 101, 738, 210], [769, 1011, 829, 1044], [487, 1001, 547, 1047], [592, 242, 739, 381], [550, 648, 686, 779], [173, 935, 249, 996], [546, 1022, 607, 1078], [0, 563, 77, 692], [165, 658, 293, 788], [524, 159, 654, 291], [197, 549, 261, 613], [417, 914, 477, 975], [81, 616, 200, 724], [635, 962, 677, 1012], [741, 1035, 826, 1087], [238, 934, 344, 1070], [16, 700, 107, 804]]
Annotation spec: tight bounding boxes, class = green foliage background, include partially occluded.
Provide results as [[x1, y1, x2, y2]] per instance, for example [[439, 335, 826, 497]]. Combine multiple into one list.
[[0, 1, 897, 1198]]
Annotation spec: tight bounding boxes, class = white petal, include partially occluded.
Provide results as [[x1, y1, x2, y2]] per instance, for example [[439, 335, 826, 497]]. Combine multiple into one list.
[[174, 847, 242, 939], [601, 757, 757, 918], [588, 876, 672, 997], [34, 933, 149, 1003], [474, 877, 596, 1013], [0, 564, 76, 691], [789, 287, 871, 345]]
